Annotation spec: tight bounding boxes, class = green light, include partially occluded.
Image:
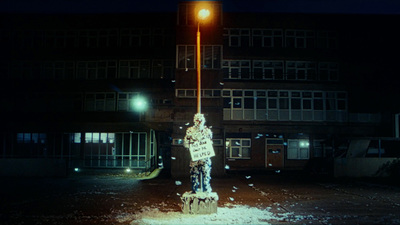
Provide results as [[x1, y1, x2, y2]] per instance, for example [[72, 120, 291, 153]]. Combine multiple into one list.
[[131, 95, 148, 112]]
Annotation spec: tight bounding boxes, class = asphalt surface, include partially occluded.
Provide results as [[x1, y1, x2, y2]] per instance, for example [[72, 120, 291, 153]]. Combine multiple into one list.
[[1, 170, 400, 225]]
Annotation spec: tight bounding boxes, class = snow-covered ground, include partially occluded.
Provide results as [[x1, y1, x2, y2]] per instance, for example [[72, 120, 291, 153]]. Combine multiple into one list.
[[120, 204, 293, 225], [2, 173, 400, 225]]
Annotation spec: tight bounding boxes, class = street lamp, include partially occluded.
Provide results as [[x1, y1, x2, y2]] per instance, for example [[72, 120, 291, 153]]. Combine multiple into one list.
[[196, 8, 210, 114], [181, 7, 217, 215]]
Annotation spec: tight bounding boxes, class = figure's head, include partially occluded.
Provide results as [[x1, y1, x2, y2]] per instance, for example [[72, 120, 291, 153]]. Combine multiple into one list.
[[193, 113, 205, 127]]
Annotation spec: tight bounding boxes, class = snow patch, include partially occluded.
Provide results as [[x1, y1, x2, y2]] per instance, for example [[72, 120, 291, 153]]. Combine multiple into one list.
[[129, 205, 289, 225]]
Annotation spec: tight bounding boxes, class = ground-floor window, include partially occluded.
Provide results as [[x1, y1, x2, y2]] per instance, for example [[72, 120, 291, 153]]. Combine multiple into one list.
[[84, 132, 147, 168], [2, 132, 152, 169], [15, 133, 47, 158], [226, 138, 251, 159], [287, 139, 310, 159]]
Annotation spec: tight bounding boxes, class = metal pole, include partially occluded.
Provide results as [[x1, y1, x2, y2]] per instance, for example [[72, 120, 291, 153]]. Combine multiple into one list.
[[196, 22, 201, 114]]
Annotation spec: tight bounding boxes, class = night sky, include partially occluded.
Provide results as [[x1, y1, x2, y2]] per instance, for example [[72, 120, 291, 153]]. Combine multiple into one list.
[[0, 0, 399, 14]]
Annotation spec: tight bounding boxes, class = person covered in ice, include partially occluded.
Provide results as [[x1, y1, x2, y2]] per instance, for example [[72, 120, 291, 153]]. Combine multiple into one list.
[[183, 113, 212, 193]]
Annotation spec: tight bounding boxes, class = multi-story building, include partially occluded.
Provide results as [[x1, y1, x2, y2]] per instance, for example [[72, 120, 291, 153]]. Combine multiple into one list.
[[1, 1, 399, 177]]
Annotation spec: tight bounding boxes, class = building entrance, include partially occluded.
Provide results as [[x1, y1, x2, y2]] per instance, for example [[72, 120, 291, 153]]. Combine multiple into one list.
[[265, 138, 284, 168]]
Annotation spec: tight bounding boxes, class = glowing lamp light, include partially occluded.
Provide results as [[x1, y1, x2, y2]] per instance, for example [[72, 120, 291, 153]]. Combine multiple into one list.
[[198, 9, 210, 20], [131, 96, 148, 112], [300, 141, 310, 147], [74, 168, 80, 172], [125, 168, 131, 173]]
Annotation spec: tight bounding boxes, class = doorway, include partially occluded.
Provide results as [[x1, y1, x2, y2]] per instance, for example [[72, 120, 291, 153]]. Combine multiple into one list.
[[265, 138, 284, 168]]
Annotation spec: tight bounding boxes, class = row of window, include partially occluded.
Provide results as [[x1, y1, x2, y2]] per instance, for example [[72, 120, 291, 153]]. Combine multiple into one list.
[[176, 88, 346, 105], [175, 89, 347, 122], [225, 138, 313, 160], [223, 60, 338, 81], [223, 90, 347, 122], [5, 131, 155, 168], [0, 59, 339, 81], [0, 27, 337, 49], [85, 92, 146, 112], [224, 28, 337, 49], [0, 60, 174, 80], [1, 92, 173, 113], [0, 28, 175, 48]]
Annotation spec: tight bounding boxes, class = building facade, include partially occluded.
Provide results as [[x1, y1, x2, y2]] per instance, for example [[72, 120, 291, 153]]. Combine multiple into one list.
[[1, 1, 399, 177]]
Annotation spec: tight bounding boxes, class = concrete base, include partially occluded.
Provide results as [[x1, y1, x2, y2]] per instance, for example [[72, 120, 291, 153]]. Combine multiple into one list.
[[181, 191, 218, 214]]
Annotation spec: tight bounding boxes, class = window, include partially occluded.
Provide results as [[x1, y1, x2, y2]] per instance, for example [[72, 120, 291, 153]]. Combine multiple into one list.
[[318, 31, 337, 49], [252, 29, 283, 48], [337, 92, 347, 110], [15, 133, 47, 158], [203, 45, 221, 69], [97, 61, 117, 79], [286, 30, 315, 48], [226, 138, 251, 159], [119, 60, 150, 79], [45, 30, 77, 48], [117, 92, 146, 111], [12, 30, 35, 49], [85, 92, 115, 111], [152, 28, 174, 47], [77, 61, 117, 79], [177, 45, 195, 69], [286, 61, 316, 80], [177, 45, 221, 69], [319, 62, 338, 81], [84, 132, 147, 168], [253, 61, 284, 80], [279, 91, 289, 109], [325, 92, 336, 111], [222, 60, 250, 79], [40, 61, 75, 80], [152, 60, 174, 79], [120, 28, 151, 47], [223, 28, 250, 47], [313, 92, 323, 110], [287, 139, 309, 159], [79, 29, 118, 48], [176, 89, 221, 98]]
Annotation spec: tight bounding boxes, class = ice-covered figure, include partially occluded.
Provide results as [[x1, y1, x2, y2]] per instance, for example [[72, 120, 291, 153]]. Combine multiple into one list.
[[184, 113, 212, 193]]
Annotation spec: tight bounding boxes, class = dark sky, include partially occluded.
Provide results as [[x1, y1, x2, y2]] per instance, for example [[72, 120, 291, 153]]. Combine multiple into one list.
[[0, 0, 399, 14]]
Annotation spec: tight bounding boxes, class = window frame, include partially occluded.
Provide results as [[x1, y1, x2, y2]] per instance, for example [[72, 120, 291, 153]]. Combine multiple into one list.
[[287, 139, 310, 160], [226, 138, 251, 159], [176, 45, 222, 69]]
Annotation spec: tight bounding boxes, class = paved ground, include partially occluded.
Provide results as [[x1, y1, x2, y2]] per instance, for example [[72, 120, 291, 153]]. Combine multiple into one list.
[[1, 170, 400, 225]]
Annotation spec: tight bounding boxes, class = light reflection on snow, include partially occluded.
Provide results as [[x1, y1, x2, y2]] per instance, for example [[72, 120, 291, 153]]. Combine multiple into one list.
[[129, 205, 291, 225]]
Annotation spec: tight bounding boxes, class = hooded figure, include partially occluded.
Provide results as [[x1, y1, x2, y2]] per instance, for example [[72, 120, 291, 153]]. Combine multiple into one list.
[[184, 113, 212, 193]]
